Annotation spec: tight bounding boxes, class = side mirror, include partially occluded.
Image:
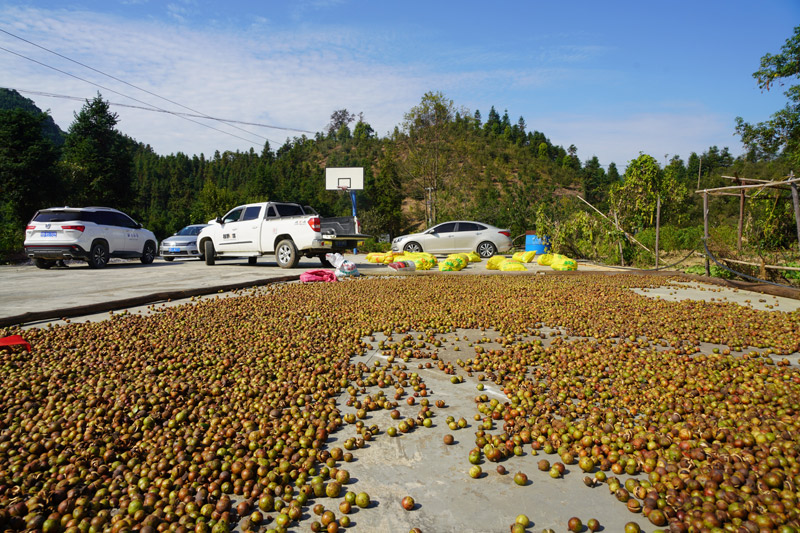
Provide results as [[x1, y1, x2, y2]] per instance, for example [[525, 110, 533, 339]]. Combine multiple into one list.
[[216, 216, 222, 224]]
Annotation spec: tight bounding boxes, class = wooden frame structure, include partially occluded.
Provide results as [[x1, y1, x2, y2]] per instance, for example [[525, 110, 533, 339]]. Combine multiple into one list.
[[696, 172, 800, 276]]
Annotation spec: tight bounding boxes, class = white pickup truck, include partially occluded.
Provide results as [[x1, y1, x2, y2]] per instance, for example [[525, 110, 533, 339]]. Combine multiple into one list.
[[197, 202, 367, 268]]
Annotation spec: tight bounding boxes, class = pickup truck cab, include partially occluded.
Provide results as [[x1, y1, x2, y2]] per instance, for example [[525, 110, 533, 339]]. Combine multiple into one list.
[[198, 202, 366, 268]]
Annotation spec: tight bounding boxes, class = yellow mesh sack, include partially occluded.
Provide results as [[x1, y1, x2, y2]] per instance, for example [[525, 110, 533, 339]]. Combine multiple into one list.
[[413, 259, 432, 270], [383, 252, 402, 264], [487, 256, 507, 270], [537, 254, 554, 266], [551, 255, 578, 271], [439, 260, 458, 272], [446, 255, 466, 270], [500, 259, 527, 271]]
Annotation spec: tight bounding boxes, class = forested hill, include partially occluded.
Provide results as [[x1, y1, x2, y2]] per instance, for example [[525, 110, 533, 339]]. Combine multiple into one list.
[[0, 88, 65, 146], [2, 89, 793, 265]]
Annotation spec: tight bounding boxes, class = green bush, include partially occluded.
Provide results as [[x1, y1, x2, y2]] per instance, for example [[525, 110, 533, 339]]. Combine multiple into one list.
[[357, 238, 391, 254], [683, 264, 734, 279], [786, 262, 800, 281], [635, 225, 704, 253], [0, 223, 24, 264]]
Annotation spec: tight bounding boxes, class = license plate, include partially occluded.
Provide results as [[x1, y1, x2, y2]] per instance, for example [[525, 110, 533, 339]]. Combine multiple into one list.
[[169, 247, 181, 253], [40, 231, 56, 238], [322, 241, 332, 247]]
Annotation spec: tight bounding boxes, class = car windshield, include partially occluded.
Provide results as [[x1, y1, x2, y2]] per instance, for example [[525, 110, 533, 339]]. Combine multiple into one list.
[[177, 226, 204, 236], [33, 211, 90, 223]]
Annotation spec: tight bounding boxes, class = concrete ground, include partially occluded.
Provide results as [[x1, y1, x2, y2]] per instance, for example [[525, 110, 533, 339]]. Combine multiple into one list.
[[2, 256, 799, 532], [304, 327, 658, 533], [1, 254, 797, 328]]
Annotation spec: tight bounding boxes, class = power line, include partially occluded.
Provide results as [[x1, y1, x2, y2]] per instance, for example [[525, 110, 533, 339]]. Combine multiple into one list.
[[9, 88, 313, 134], [0, 43, 266, 146], [0, 28, 308, 147], [0, 26, 294, 143]]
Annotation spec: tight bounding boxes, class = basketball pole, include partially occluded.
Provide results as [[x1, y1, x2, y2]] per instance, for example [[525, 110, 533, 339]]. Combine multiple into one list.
[[350, 189, 357, 254]]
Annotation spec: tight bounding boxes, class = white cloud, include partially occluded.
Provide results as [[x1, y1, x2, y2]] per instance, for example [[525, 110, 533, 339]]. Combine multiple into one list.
[[537, 110, 740, 169], [0, 5, 426, 155], [0, 4, 746, 168]]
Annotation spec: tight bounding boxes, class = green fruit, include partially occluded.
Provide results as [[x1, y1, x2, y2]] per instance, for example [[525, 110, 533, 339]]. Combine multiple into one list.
[[355, 492, 370, 508], [326, 481, 341, 498], [258, 495, 274, 512], [127, 500, 142, 516], [42, 519, 60, 533], [624, 522, 641, 533], [515, 514, 530, 527], [275, 513, 290, 528], [469, 465, 482, 478]]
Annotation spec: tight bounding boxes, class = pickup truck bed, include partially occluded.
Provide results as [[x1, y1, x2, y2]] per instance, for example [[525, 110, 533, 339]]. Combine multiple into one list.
[[320, 216, 370, 251]]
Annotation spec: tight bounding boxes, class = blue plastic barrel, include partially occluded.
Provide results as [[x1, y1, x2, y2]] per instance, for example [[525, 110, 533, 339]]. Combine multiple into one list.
[[525, 234, 551, 254]]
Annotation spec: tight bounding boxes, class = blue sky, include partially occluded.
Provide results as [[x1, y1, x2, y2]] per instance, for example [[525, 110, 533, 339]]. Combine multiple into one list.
[[1, 1, 798, 168]]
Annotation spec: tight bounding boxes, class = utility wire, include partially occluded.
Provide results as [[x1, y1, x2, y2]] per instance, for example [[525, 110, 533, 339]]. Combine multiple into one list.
[[10, 88, 310, 134], [0, 27, 309, 142], [0, 44, 265, 145]]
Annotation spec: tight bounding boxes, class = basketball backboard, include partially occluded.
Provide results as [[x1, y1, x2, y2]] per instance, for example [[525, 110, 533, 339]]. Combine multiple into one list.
[[325, 167, 364, 191]]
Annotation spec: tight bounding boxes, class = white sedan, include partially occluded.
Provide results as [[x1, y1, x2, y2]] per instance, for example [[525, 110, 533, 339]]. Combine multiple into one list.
[[391, 221, 512, 258]]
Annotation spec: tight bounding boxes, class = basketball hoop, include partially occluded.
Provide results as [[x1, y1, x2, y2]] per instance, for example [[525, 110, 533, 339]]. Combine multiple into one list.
[[338, 186, 350, 194]]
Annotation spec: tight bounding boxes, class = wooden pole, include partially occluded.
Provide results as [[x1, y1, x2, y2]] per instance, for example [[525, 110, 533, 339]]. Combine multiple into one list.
[[704, 191, 710, 277], [697, 157, 702, 189], [577, 196, 653, 254], [613, 210, 624, 266], [738, 179, 745, 253], [792, 179, 800, 254], [654, 196, 661, 270], [696, 176, 800, 194]]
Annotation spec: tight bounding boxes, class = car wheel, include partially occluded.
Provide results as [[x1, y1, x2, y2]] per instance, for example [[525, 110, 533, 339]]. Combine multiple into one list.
[[140, 241, 156, 264], [34, 258, 55, 269], [164, 257, 174, 262], [248, 256, 258, 265], [319, 254, 333, 268], [276, 239, 299, 268], [403, 241, 423, 254], [88, 241, 109, 269], [204, 240, 216, 265], [477, 241, 497, 258]]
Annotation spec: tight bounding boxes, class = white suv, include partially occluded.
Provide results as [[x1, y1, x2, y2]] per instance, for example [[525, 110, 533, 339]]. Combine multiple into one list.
[[24, 207, 158, 269]]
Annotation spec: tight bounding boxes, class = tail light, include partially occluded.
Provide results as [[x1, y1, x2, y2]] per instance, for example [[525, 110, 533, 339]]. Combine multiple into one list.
[[26, 225, 35, 230], [308, 217, 321, 232], [499, 231, 511, 237], [62, 225, 85, 232]]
